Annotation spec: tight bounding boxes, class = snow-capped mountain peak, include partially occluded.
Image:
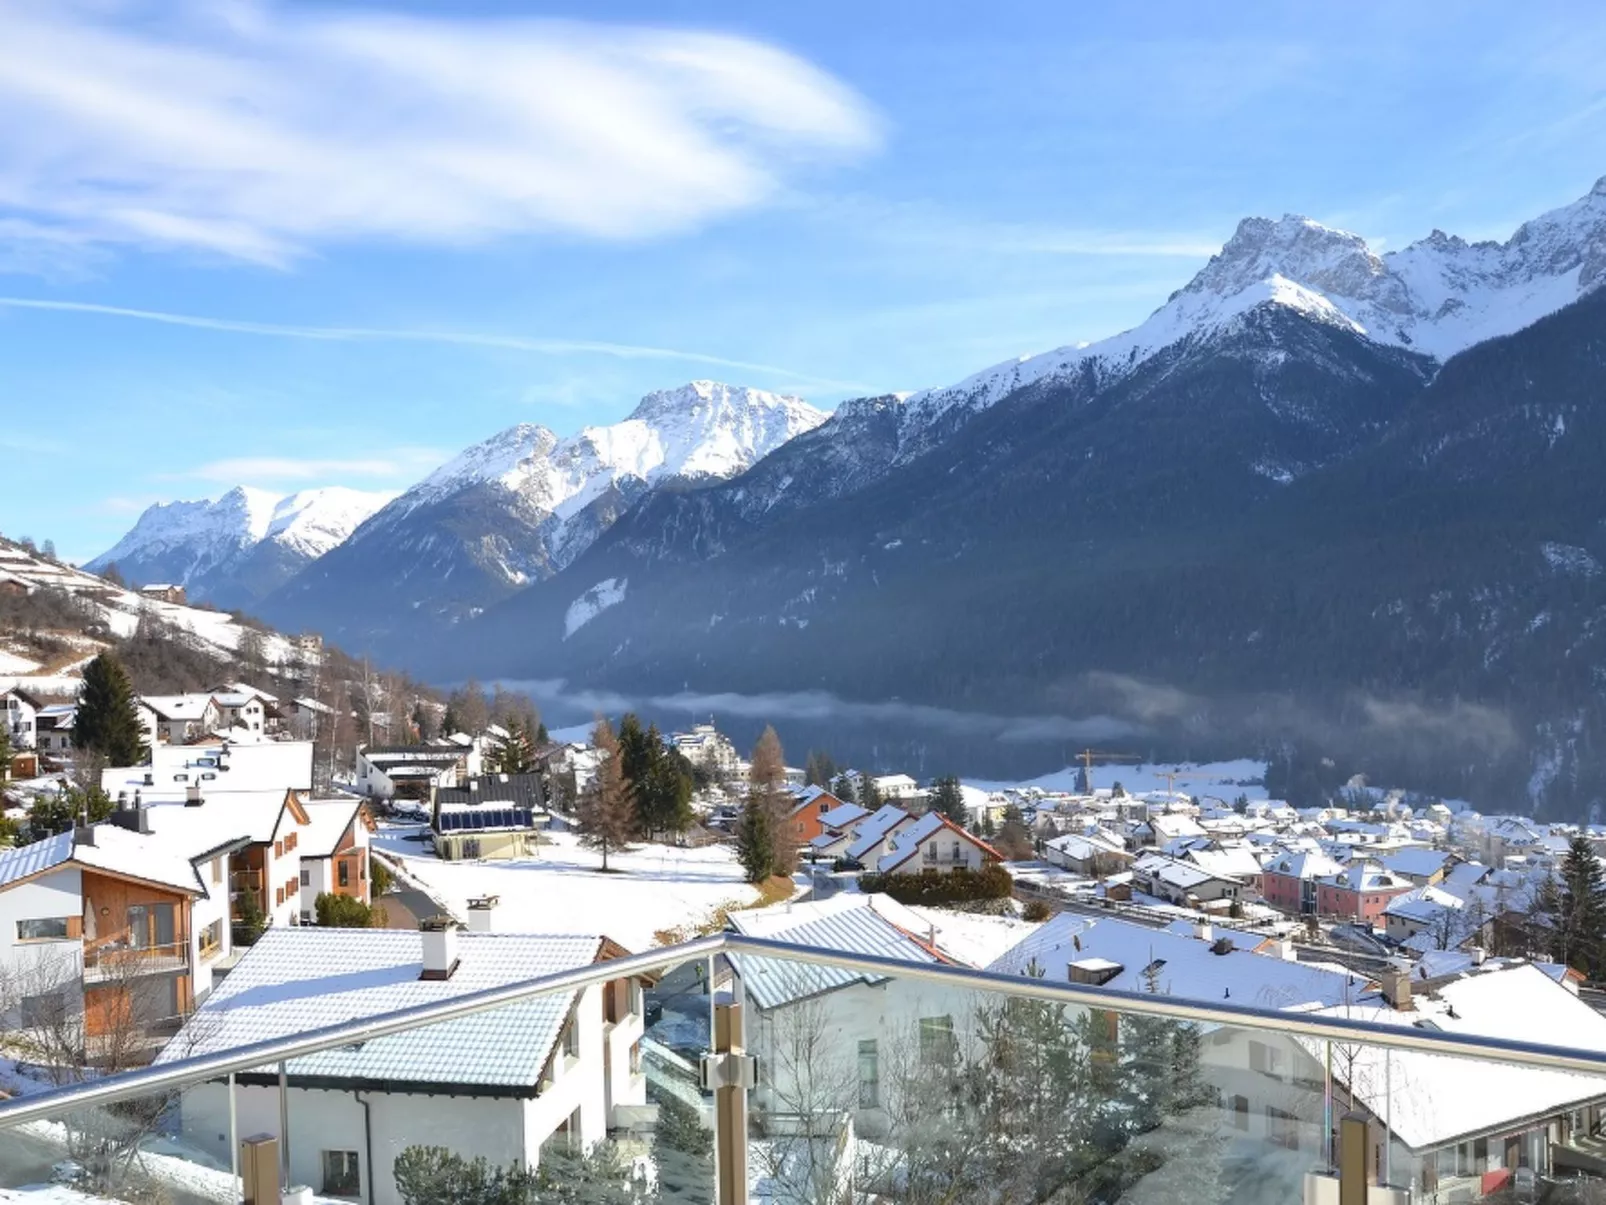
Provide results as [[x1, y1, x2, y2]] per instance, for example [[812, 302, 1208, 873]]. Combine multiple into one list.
[[896, 175, 1606, 439], [87, 485, 393, 606]]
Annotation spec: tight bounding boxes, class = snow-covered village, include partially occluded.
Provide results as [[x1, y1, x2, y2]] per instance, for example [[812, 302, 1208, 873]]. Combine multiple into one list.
[[3, 535, 1606, 1205]]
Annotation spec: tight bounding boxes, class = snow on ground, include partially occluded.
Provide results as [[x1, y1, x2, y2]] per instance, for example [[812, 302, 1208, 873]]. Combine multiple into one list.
[[377, 829, 760, 952], [563, 577, 627, 639], [966, 758, 1269, 800], [0, 650, 42, 674], [904, 905, 1040, 968]]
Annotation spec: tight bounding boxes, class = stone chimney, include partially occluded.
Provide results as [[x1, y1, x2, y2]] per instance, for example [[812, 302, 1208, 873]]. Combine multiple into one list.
[[466, 896, 500, 933], [419, 916, 461, 980], [1379, 967, 1413, 1011]]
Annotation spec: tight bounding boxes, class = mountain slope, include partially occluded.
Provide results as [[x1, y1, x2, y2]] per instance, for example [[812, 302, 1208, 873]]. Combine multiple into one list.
[[260, 381, 826, 646], [86, 486, 392, 609]]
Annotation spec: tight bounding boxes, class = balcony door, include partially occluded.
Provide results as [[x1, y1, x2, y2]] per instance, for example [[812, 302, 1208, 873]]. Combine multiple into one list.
[[127, 903, 176, 949]]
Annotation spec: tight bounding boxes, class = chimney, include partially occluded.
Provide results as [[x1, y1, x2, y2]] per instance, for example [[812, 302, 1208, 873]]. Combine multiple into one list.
[[1194, 921, 1213, 943], [143, 771, 154, 786], [1470, 946, 1487, 966], [465, 896, 500, 934], [73, 822, 96, 848], [1379, 968, 1413, 1011], [419, 916, 461, 980], [1275, 939, 1297, 961], [185, 783, 203, 807]]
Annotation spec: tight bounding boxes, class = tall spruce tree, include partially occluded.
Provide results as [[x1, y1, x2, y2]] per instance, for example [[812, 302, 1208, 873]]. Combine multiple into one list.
[[929, 776, 968, 824], [577, 718, 635, 872], [803, 749, 838, 788], [1553, 836, 1606, 977], [74, 653, 144, 765]]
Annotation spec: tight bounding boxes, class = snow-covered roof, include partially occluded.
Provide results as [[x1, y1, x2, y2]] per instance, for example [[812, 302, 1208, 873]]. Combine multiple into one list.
[[140, 694, 215, 721], [296, 799, 365, 857], [0, 825, 204, 895], [1310, 964, 1606, 1150], [845, 805, 914, 861], [1133, 852, 1240, 890], [876, 812, 1002, 873], [158, 928, 610, 1089], [1383, 885, 1464, 923], [1185, 844, 1264, 881], [1320, 863, 1412, 893], [817, 801, 870, 830], [990, 914, 1372, 1010], [727, 894, 946, 1009], [1264, 849, 1345, 880]]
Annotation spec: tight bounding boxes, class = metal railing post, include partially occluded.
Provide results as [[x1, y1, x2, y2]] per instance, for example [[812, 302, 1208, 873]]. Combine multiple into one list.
[[713, 1000, 749, 1205]]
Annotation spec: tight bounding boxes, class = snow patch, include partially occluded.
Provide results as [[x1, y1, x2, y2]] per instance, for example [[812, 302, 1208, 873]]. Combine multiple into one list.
[[1541, 542, 1601, 577], [564, 577, 628, 639]]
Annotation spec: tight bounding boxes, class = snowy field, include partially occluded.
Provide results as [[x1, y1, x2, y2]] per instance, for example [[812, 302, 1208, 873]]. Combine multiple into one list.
[[374, 827, 760, 951], [967, 758, 1269, 800]]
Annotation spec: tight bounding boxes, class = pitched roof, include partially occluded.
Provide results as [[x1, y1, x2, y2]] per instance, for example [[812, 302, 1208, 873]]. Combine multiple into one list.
[[436, 773, 546, 812], [727, 895, 946, 1010], [297, 799, 365, 857], [876, 812, 1003, 873], [817, 801, 871, 830], [1380, 847, 1453, 878], [990, 914, 1372, 1010], [157, 928, 608, 1088], [0, 826, 204, 896], [845, 805, 914, 861], [1263, 849, 1345, 880]]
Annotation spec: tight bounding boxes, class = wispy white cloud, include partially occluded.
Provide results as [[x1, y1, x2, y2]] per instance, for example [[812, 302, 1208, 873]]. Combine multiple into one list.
[[0, 1, 881, 265], [0, 297, 875, 393]]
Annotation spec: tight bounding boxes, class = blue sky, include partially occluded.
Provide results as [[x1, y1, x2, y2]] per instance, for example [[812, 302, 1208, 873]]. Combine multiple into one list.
[[4, 0, 1606, 562]]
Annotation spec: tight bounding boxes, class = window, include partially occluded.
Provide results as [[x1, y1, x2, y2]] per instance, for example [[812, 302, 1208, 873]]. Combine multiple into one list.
[[918, 1016, 955, 1066], [1267, 1106, 1300, 1150], [199, 919, 223, 958], [300, 868, 310, 887], [301, 911, 312, 924], [276, 887, 284, 906], [338, 861, 350, 888], [321, 1150, 361, 1198], [274, 840, 284, 858], [463, 838, 481, 858], [951, 841, 962, 861], [630, 1039, 643, 1076], [1249, 1040, 1281, 1077], [285, 832, 297, 852], [17, 917, 70, 941], [1231, 1095, 1249, 1130], [562, 1019, 579, 1059], [858, 1039, 881, 1108]]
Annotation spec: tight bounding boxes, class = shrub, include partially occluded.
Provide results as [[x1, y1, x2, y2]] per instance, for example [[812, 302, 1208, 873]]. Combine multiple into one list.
[[1022, 899, 1054, 922], [858, 863, 1014, 906], [315, 892, 385, 928], [371, 858, 395, 897]]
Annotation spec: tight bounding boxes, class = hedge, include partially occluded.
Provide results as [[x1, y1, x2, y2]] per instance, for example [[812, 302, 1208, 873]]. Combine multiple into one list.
[[857, 863, 1013, 906]]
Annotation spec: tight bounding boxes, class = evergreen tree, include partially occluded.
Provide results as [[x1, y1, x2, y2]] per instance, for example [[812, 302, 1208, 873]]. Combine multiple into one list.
[[1552, 836, 1606, 977], [1075, 764, 1090, 794], [577, 718, 635, 872], [617, 714, 653, 833], [536, 721, 549, 745], [412, 701, 435, 742], [440, 702, 461, 737], [860, 772, 882, 808], [830, 772, 857, 805], [803, 749, 838, 788], [736, 794, 777, 884], [929, 776, 968, 824], [652, 1090, 713, 1204], [74, 653, 144, 765], [27, 784, 115, 841], [994, 804, 1034, 861], [101, 562, 125, 588]]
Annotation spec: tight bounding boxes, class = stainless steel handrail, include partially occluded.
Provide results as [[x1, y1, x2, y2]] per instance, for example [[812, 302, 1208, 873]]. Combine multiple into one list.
[[4, 929, 1606, 1130], [0, 933, 724, 1128]]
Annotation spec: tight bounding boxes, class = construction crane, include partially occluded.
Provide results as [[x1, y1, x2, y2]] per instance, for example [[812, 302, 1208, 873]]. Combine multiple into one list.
[[1072, 748, 1142, 794]]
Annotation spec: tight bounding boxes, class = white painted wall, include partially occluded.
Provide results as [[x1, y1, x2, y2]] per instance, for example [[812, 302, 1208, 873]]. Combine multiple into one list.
[[299, 857, 331, 924], [896, 830, 987, 875], [189, 855, 232, 1000], [0, 868, 84, 1019]]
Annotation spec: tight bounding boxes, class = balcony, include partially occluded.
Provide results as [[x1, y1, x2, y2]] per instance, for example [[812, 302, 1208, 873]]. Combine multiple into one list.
[[3, 931, 1606, 1205], [81, 941, 189, 983]]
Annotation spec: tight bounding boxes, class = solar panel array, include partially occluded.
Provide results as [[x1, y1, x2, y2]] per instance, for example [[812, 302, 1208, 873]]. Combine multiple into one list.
[[436, 807, 535, 833]]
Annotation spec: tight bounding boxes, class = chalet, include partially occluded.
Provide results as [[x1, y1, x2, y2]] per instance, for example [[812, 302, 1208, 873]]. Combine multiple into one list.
[[1131, 851, 1243, 907], [357, 740, 480, 799], [2, 687, 41, 751], [431, 772, 548, 861], [138, 583, 187, 605], [1043, 830, 1134, 877], [783, 785, 847, 850], [209, 689, 270, 735], [138, 694, 221, 745], [1184, 842, 1266, 895], [842, 805, 920, 868], [805, 799, 872, 862], [33, 703, 75, 757], [875, 811, 1002, 876], [163, 923, 653, 1205]]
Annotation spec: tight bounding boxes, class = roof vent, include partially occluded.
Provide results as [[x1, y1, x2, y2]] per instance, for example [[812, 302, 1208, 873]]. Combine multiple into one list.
[[185, 783, 203, 807], [419, 916, 461, 981], [1210, 937, 1235, 956], [466, 895, 500, 934], [1068, 958, 1123, 986]]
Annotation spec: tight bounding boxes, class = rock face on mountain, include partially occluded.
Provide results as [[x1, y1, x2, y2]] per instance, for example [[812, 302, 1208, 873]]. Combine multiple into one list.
[[87, 487, 391, 609], [444, 176, 1606, 815], [259, 381, 826, 644]]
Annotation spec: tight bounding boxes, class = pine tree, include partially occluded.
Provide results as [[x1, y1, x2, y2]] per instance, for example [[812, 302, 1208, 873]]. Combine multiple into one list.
[[1553, 836, 1606, 977], [412, 701, 434, 742], [652, 1091, 713, 1204], [860, 772, 882, 808], [736, 793, 776, 884], [804, 749, 837, 788], [440, 702, 461, 737], [577, 718, 635, 872], [830, 772, 858, 805], [74, 653, 144, 765], [930, 776, 968, 824], [617, 713, 653, 833]]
